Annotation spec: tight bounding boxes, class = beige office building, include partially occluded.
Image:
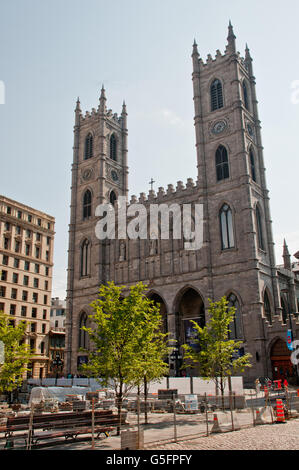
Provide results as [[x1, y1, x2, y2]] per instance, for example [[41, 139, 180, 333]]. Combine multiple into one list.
[[0, 195, 55, 379]]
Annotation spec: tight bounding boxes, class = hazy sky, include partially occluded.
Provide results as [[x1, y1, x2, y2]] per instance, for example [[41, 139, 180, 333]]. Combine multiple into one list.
[[0, 0, 298, 299]]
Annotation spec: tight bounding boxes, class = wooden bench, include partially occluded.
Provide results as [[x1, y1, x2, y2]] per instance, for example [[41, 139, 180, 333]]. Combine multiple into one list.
[[0, 409, 126, 448]]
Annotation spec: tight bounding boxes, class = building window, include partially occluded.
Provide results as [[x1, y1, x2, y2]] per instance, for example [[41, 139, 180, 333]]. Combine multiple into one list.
[[228, 293, 243, 339], [1, 271, 7, 281], [83, 190, 92, 220], [33, 278, 39, 288], [24, 261, 30, 271], [220, 204, 235, 250], [216, 145, 229, 181], [11, 288, 17, 300], [10, 304, 16, 315], [211, 79, 224, 111], [4, 237, 10, 250], [21, 306, 27, 317], [84, 133, 93, 160], [12, 273, 18, 284], [22, 290, 28, 301], [35, 246, 40, 258], [264, 291, 272, 325], [17, 210, 22, 219], [110, 134, 117, 161], [78, 312, 88, 349], [80, 239, 90, 277], [256, 205, 265, 251], [14, 258, 20, 268], [33, 293, 38, 303], [32, 308, 37, 318], [25, 244, 31, 256], [110, 191, 117, 206], [0, 286, 6, 297], [242, 80, 249, 110], [249, 149, 256, 182], [2, 255, 8, 266], [23, 275, 29, 286]]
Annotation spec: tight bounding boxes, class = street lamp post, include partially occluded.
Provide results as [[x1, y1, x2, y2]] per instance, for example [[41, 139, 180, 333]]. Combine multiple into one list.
[[52, 354, 63, 385], [170, 348, 182, 377]]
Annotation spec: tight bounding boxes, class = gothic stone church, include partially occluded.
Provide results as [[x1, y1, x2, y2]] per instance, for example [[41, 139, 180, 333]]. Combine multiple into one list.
[[65, 24, 299, 386]]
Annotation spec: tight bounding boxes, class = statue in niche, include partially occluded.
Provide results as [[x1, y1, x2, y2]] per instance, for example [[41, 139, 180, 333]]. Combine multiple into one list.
[[119, 241, 126, 261], [149, 235, 158, 256]]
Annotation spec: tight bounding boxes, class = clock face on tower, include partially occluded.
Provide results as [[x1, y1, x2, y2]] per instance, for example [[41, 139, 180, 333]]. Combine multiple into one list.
[[212, 120, 227, 135], [111, 170, 119, 183]]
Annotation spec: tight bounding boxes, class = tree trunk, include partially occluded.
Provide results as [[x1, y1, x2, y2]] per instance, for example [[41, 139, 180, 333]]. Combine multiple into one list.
[[144, 376, 148, 425]]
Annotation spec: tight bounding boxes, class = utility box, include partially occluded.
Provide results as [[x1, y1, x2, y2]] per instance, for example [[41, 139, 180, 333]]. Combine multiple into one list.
[[121, 430, 144, 450]]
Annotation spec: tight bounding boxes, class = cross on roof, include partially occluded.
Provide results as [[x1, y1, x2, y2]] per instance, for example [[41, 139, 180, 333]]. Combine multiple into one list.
[[149, 178, 155, 191]]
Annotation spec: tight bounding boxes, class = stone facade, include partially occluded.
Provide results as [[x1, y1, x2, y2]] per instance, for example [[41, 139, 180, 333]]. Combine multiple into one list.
[[65, 24, 299, 385], [0, 195, 55, 379]]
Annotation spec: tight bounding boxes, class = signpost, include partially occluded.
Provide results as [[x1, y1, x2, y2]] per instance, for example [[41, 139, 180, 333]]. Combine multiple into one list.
[[287, 329, 294, 351]]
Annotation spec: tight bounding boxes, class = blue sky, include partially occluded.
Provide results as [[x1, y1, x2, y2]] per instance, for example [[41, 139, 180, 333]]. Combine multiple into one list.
[[0, 0, 298, 298]]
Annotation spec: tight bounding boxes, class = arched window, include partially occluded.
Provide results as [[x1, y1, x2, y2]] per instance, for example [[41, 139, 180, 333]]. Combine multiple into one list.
[[228, 293, 243, 339], [220, 204, 235, 250], [211, 79, 224, 111], [80, 239, 90, 277], [84, 133, 93, 160], [109, 190, 117, 206], [83, 190, 92, 220], [281, 296, 288, 325], [78, 312, 88, 349], [216, 145, 229, 181], [110, 134, 117, 161], [242, 80, 249, 110], [264, 291, 272, 325], [249, 148, 256, 182], [256, 205, 264, 250]]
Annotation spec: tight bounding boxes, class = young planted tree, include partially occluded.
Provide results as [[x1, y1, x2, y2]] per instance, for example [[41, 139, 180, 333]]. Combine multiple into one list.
[[0, 313, 33, 397], [80, 282, 170, 430], [182, 296, 252, 406]]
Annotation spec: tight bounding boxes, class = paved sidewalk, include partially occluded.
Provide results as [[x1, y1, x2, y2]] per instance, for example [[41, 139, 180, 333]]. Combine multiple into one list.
[[36, 415, 299, 451], [145, 419, 299, 451]]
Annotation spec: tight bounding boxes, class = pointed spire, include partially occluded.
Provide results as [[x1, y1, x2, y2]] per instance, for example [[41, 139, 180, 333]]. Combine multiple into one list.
[[226, 20, 236, 54], [283, 239, 292, 270], [99, 84, 107, 113], [74, 97, 81, 126]]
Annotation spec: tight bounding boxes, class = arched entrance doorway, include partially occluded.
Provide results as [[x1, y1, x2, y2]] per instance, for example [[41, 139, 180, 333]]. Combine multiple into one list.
[[176, 287, 205, 377], [270, 338, 294, 383], [147, 292, 168, 334]]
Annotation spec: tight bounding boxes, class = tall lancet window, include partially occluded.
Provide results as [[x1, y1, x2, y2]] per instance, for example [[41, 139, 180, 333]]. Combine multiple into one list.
[[256, 205, 265, 251], [249, 149, 256, 182], [220, 204, 235, 250], [264, 291, 272, 325], [242, 80, 249, 110], [78, 312, 88, 348], [228, 293, 243, 339], [216, 145, 229, 181], [80, 239, 90, 277], [83, 190, 92, 220], [110, 134, 117, 161], [211, 79, 224, 111], [84, 133, 93, 160]]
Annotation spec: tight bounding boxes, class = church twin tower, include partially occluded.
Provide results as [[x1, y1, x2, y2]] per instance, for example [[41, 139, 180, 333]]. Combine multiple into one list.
[[66, 24, 284, 383]]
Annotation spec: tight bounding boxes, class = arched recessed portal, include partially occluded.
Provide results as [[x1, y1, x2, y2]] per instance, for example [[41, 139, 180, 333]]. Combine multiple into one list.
[[176, 288, 205, 377], [148, 292, 168, 335], [270, 338, 295, 383]]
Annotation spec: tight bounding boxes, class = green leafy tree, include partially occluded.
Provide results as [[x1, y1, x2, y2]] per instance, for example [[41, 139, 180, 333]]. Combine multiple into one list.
[[0, 312, 33, 396], [80, 282, 171, 429], [182, 296, 252, 405]]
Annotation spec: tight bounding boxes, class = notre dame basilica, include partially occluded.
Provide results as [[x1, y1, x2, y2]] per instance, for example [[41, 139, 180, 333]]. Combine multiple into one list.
[[65, 23, 299, 386]]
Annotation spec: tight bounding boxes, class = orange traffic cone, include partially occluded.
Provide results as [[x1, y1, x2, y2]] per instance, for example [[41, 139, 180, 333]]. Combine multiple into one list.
[[276, 399, 286, 423], [211, 414, 222, 433]]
